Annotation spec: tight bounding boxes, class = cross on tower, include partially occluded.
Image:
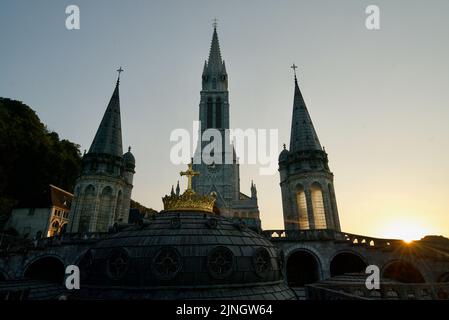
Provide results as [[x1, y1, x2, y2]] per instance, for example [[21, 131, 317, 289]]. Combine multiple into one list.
[[291, 63, 298, 79], [180, 161, 200, 191], [212, 18, 218, 29]]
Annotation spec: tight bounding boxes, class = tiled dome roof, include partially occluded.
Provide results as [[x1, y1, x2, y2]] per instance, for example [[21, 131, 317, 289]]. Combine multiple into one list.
[[76, 211, 295, 300]]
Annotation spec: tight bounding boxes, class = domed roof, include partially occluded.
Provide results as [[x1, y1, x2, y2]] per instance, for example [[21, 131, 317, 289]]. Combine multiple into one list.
[[123, 146, 135, 167], [75, 211, 295, 300]]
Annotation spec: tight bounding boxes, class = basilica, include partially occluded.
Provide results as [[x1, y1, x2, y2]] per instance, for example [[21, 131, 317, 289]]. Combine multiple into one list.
[[0, 25, 449, 300]]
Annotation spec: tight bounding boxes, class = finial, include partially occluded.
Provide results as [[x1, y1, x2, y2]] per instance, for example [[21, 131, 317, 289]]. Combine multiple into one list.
[[291, 63, 298, 80], [128, 146, 131, 153], [162, 165, 215, 213], [83, 149, 87, 155], [180, 160, 200, 191], [176, 180, 180, 196], [212, 18, 218, 30], [116, 66, 124, 82], [283, 143, 286, 150]]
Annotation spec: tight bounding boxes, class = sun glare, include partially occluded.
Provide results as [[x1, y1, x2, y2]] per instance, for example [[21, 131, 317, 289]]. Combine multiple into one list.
[[380, 220, 429, 243]]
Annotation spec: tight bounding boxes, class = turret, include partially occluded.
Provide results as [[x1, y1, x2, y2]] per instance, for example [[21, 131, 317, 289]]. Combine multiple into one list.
[[279, 66, 340, 231]]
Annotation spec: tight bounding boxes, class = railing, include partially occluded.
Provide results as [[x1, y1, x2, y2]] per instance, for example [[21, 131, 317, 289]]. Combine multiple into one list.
[[306, 282, 449, 300], [35, 232, 110, 246], [262, 229, 402, 248], [0, 232, 109, 254]]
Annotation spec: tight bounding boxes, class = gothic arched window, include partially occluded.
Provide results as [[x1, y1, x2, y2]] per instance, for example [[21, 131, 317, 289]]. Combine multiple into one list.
[[215, 97, 222, 129], [114, 190, 123, 222], [311, 183, 327, 229], [207, 97, 213, 129], [328, 184, 336, 219], [96, 186, 114, 232], [296, 185, 309, 230], [85, 185, 95, 196]]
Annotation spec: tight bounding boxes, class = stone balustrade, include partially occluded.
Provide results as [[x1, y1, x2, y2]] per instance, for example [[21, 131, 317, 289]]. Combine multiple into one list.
[[262, 229, 403, 248], [306, 282, 449, 300], [0, 232, 109, 254]]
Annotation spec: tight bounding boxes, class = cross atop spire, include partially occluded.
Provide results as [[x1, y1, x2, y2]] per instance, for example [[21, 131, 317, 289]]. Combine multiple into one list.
[[291, 63, 298, 80], [212, 18, 218, 30], [116, 66, 124, 83]]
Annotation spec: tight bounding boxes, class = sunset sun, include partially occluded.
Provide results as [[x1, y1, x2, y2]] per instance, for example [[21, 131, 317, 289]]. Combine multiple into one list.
[[380, 220, 431, 243]]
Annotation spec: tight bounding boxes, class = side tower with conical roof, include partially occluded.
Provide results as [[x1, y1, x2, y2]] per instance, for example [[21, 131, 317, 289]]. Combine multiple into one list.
[[192, 24, 260, 230], [279, 70, 340, 231], [69, 71, 135, 233]]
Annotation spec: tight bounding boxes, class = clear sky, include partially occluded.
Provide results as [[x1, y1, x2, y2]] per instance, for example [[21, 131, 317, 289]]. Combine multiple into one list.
[[1, 0, 448, 240]]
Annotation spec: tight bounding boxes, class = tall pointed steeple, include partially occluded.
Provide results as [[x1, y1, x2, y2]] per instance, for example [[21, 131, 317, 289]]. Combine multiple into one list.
[[88, 74, 123, 157], [70, 68, 136, 233], [289, 72, 322, 152], [279, 66, 341, 232], [193, 22, 260, 230], [207, 26, 223, 72], [202, 24, 227, 93]]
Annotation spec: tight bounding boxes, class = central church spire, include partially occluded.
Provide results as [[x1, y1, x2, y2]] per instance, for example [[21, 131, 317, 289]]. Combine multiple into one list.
[[207, 26, 223, 72], [192, 23, 260, 230], [202, 25, 228, 93]]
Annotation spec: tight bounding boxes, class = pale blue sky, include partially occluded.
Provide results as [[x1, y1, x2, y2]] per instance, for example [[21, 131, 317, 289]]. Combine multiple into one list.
[[1, 0, 449, 239]]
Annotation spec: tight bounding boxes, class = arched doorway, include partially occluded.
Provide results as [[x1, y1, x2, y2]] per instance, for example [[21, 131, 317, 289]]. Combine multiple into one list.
[[383, 260, 425, 283], [286, 250, 320, 287], [330, 252, 367, 277], [24, 257, 65, 283]]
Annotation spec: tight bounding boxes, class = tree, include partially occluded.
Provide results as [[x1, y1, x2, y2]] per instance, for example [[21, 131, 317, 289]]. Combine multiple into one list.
[[0, 98, 82, 226]]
